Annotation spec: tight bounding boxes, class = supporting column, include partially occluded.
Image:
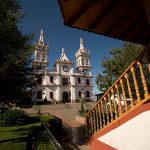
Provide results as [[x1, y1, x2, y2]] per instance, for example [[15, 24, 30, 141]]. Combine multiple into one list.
[[56, 74, 61, 103], [71, 86, 76, 103], [56, 86, 61, 103], [70, 74, 76, 102]]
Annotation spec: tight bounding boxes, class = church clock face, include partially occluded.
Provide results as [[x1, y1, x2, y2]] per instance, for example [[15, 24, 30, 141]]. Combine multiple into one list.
[[63, 65, 69, 72]]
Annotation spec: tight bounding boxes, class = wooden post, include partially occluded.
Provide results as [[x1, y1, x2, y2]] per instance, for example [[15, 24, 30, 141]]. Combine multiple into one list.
[[115, 83, 122, 116], [97, 103, 102, 129], [108, 92, 114, 122], [131, 66, 141, 103], [137, 62, 149, 98], [104, 96, 109, 124], [88, 114, 93, 135], [92, 109, 96, 134], [111, 88, 118, 119], [94, 108, 98, 132], [101, 100, 106, 127], [125, 73, 134, 107], [120, 79, 128, 111], [86, 116, 90, 137], [96, 106, 100, 130]]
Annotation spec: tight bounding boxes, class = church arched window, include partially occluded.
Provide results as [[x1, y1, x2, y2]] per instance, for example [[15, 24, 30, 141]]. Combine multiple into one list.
[[37, 77, 42, 84], [86, 58, 89, 65], [42, 54, 46, 61], [82, 58, 84, 65], [78, 77, 81, 84], [86, 91, 90, 98], [78, 91, 81, 98], [62, 78, 68, 85], [37, 91, 42, 99], [50, 92, 53, 99], [86, 79, 89, 85], [36, 53, 41, 61], [50, 76, 53, 83]]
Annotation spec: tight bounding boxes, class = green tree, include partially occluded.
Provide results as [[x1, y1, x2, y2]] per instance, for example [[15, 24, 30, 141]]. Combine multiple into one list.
[[96, 42, 144, 92], [0, 0, 33, 102]]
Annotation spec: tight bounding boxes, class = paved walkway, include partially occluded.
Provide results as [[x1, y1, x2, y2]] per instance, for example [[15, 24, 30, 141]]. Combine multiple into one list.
[[23, 102, 95, 122], [22, 102, 96, 150]]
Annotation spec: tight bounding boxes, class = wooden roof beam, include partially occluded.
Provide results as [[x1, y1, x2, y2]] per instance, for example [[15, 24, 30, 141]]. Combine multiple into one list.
[[135, 25, 150, 45], [120, 11, 145, 39], [133, 20, 147, 40], [88, 0, 120, 29], [143, 0, 150, 25], [105, 0, 137, 35], [66, 0, 99, 25], [125, 17, 146, 42]]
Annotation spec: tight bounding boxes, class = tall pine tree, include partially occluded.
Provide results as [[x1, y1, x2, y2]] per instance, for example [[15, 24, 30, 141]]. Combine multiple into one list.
[[0, 0, 33, 102]]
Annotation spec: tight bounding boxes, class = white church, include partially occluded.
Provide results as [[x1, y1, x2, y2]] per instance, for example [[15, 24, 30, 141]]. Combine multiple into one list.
[[32, 30, 93, 104]]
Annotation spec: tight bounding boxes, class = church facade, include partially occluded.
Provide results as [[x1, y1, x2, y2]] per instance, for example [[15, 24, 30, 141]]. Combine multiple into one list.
[[32, 30, 93, 103]]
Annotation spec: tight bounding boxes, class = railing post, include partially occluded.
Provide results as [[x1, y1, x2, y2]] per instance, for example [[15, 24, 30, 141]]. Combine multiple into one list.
[[98, 103, 102, 129], [90, 115, 94, 136], [115, 84, 122, 116], [125, 73, 134, 108], [94, 108, 98, 132], [111, 88, 118, 119], [89, 113, 93, 135], [92, 109, 96, 134], [120, 79, 128, 112], [131, 66, 141, 103], [95, 106, 100, 130], [108, 93, 114, 122], [88, 116, 92, 137], [104, 97, 109, 124], [101, 100, 106, 127], [86, 116, 90, 138], [137, 62, 149, 98]]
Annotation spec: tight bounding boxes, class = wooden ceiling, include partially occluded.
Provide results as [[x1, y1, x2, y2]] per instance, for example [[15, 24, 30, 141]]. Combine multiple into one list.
[[58, 0, 150, 45]]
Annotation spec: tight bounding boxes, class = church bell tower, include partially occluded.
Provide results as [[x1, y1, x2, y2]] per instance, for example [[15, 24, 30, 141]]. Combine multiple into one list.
[[75, 38, 92, 74], [32, 30, 48, 71]]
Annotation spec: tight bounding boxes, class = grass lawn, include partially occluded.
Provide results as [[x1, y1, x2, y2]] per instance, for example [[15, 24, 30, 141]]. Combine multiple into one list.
[[0, 120, 41, 150], [0, 114, 54, 150]]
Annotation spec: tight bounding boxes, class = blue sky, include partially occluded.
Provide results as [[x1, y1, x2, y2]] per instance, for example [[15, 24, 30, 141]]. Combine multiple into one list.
[[20, 0, 123, 94]]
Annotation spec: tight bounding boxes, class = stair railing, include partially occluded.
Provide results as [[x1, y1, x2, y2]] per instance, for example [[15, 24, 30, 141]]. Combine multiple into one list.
[[86, 45, 150, 138]]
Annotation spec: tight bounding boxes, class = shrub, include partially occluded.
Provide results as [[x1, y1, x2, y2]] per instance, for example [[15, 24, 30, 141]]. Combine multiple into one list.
[[0, 109, 25, 126], [78, 109, 86, 117]]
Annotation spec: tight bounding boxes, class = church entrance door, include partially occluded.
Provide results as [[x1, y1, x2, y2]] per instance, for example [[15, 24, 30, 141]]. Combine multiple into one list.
[[62, 91, 69, 103]]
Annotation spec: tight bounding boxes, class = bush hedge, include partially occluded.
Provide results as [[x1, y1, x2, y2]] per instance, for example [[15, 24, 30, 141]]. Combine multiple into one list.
[[0, 109, 25, 126]]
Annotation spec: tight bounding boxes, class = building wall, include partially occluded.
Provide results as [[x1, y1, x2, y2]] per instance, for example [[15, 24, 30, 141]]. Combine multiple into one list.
[[39, 72, 93, 103]]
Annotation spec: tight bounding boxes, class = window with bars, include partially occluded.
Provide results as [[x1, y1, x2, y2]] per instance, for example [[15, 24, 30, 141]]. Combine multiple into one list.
[[50, 92, 53, 99], [37, 91, 42, 99], [62, 78, 68, 85], [78, 77, 81, 84], [86, 91, 90, 97], [86, 79, 89, 85], [78, 91, 81, 98], [50, 76, 53, 83]]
